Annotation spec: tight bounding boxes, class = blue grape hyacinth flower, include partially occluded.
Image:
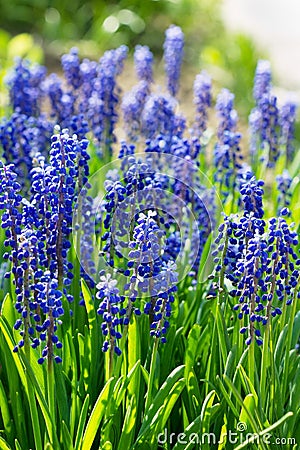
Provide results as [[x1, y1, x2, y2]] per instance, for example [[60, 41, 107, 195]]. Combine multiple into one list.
[[163, 25, 184, 97]]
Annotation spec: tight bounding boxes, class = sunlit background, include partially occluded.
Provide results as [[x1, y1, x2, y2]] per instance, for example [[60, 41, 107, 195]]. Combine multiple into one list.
[[1, 0, 300, 112], [222, 0, 300, 89]]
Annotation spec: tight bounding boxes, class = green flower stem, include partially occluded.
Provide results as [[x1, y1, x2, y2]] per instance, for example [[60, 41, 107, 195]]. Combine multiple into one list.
[[22, 262, 42, 448], [281, 275, 300, 402], [268, 327, 276, 423], [47, 311, 56, 444], [248, 340, 255, 386], [206, 231, 229, 389], [24, 343, 42, 450], [47, 357, 55, 444], [73, 164, 83, 328], [280, 251, 290, 330], [216, 233, 230, 370], [145, 338, 159, 412], [260, 322, 270, 410]]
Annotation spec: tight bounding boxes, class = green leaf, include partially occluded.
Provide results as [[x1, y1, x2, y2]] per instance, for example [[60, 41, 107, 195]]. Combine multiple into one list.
[[159, 325, 176, 381], [237, 365, 259, 408], [1, 293, 16, 328], [0, 29, 10, 58], [78, 331, 91, 395], [117, 395, 137, 450], [14, 440, 23, 450], [200, 390, 218, 434], [82, 378, 115, 450], [198, 232, 212, 283], [136, 365, 185, 442], [137, 379, 186, 446], [291, 311, 300, 348], [185, 369, 201, 419], [184, 324, 201, 377], [0, 380, 14, 442], [67, 332, 79, 438], [0, 436, 11, 450], [157, 379, 185, 430], [215, 304, 230, 366], [20, 353, 60, 449], [140, 365, 149, 385], [115, 361, 140, 409], [275, 325, 288, 367], [128, 315, 141, 401], [74, 395, 90, 450], [61, 421, 74, 450], [216, 376, 239, 419], [14, 392, 28, 449], [0, 317, 28, 392], [54, 363, 70, 427], [222, 374, 265, 446], [286, 361, 300, 435], [172, 414, 202, 450], [234, 412, 293, 450], [81, 279, 100, 398], [238, 394, 256, 429], [290, 150, 300, 178], [224, 347, 237, 379]]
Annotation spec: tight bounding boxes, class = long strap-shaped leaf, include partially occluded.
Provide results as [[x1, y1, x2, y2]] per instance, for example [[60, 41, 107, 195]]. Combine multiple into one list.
[[234, 412, 293, 450], [81, 377, 115, 450], [74, 395, 90, 450], [0, 436, 11, 450], [0, 317, 60, 449]]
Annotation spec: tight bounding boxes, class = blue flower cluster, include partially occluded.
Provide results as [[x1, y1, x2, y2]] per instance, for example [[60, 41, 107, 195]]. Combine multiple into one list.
[[142, 94, 179, 141], [163, 25, 185, 97], [87, 46, 128, 157], [0, 129, 92, 363], [1, 26, 299, 365], [214, 89, 243, 194], [2, 45, 128, 171], [6, 58, 46, 117], [279, 101, 297, 162], [214, 174, 299, 345], [96, 274, 126, 356], [192, 71, 212, 138], [249, 60, 296, 167], [98, 200, 179, 350], [122, 81, 150, 141], [276, 170, 292, 215], [1, 60, 53, 188], [134, 45, 153, 83]]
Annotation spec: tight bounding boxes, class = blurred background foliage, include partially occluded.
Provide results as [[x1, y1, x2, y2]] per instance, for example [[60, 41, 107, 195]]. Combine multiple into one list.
[[0, 0, 263, 114]]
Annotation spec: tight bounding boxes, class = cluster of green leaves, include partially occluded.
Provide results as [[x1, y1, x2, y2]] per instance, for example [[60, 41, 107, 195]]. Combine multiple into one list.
[[0, 251, 299, 449]]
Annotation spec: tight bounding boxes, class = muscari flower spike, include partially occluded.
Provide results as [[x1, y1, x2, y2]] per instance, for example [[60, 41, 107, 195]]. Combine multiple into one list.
[[7, 58, 46, 117], [146, 260, 178, 343], [276, 170, 292, 214], [163, 25, 184, 97], [214, 89, 243, 194], [214, 173, 299, 346], [121, 80, 150, 141], [96, 273, 126, 356], [87, 45, 128, 157], [192, 70, 212, 138], [134, 45, 153, 83], [279, 101, 297, 162], [249, 60, 280, 167]]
